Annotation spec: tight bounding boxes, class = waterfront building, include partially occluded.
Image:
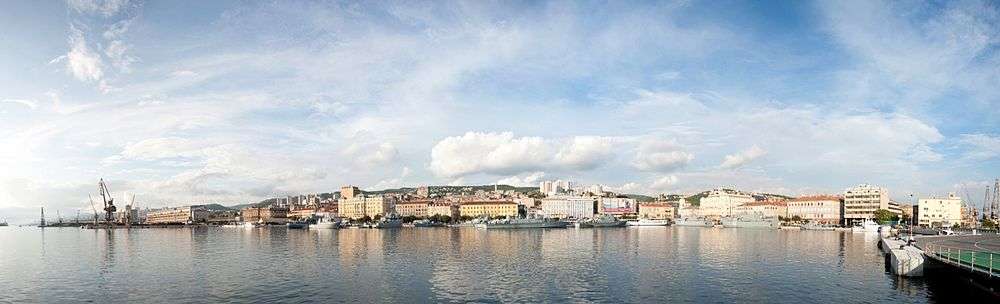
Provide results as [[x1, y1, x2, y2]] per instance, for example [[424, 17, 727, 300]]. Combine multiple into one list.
[[147, 205, 209, 224], [341, 185, 361, 200], [843, 184, 900, 225], [733, 200, 788, 218], [699, 188, 755, 219], [540, 196, 595, 219], [787, 196, 843, 225], [458, 201, 518, 218], [598, 197, 638, 216], [241, 206, 289, 224], [638, 203, 674, 219], [396, 200, 430, 218], [427, 202, 459, 219], [918, 193, 963, 228], [287, 207, 316, 220], [338, 195, 397, 220]]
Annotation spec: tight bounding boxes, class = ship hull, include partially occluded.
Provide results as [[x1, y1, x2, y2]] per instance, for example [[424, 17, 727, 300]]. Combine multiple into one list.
[[477, 222, 568, 229]]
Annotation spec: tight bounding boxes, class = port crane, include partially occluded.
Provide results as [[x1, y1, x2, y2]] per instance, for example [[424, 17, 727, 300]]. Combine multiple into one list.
[[99, 179, 117, 223]]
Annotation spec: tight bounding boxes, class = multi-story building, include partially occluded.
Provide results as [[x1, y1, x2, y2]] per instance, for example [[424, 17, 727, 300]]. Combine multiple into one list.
[[458, 201, 518, 218], [287, 207, 316, 219], [540, 196, 595, 219], [147, 205, 209, 224], [787, 196, 843, 225], [598, 197, 638, 216], [396, 200, 430, 218], [844, 184, 899, 225], [733, 201, 788, 218], [918, 193, 963, 228], [638, 203, 674, 220], [427, 202, 459, 219], [338, 195, 397, 220], [699, 188, 755, 219], [341, 185, 360, 200], [241, 206, 289, 224]]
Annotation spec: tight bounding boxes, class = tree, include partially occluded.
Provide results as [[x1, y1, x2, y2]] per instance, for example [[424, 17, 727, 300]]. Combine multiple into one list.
[[459, 215, 472, 222], [440, 215, 452, 223], [983, 218, 997, 229], [402, 215, 417, 223], [374, 214, 383, 221], [791, 215, 802, 223], [361, 215, 372, 223], [872, 209, 899, 224]]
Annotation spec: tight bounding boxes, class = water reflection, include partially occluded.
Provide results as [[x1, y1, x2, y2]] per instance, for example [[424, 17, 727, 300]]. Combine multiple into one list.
[[1, 226, 998, 303]]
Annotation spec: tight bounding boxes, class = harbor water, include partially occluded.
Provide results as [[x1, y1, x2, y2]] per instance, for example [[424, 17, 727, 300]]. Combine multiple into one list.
[[0, 226, 996, 303]]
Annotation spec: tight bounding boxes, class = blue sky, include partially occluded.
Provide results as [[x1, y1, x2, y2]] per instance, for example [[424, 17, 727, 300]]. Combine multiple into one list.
[[1, 0, 999, 223]]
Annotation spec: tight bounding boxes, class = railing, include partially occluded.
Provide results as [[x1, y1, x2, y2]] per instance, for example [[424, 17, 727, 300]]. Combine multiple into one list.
[[922, 242, 1000, 277]]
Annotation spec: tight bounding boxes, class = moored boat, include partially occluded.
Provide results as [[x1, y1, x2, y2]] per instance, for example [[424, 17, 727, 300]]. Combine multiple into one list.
[[310, 216, 340, 229], [372, 214, 403, 228], [412, 219, 444, 227], [287, 221, 309, 229], [721, 214, 780, 229], [627, 219, 671, 226], [851, 219, 879, 233], [577, 215, 626, 228], [674, 217, 713, 227], [476, 217, 568, 229]]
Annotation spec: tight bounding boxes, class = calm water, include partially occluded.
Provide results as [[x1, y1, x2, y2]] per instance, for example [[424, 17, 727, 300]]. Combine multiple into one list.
[[0, 226, 996, 303]]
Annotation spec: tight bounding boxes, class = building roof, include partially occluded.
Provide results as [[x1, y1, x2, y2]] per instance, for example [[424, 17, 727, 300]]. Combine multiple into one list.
[[459, 201, 517, 206], [788, 195, 842, 202]]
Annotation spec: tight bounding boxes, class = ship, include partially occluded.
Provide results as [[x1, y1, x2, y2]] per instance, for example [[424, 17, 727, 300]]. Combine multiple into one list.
[[576, 214, 626, 228], [309, 216, 340, 229], [475, 217, 568, 229], [721, 214, 780, 229], [851, 219, 879, 233], [626, 218, 671, 226], [372, 214, 403, 228], [674, 217, 713, 227], [411, 219, 445, 227], [801, 222, 835, 231], [287, 221, 309, 229], [0, 219, 7, 227]]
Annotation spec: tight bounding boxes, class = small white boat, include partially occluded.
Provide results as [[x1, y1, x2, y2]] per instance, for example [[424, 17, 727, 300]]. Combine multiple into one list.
[[851, 219, 879, 233], [627, 219, 671, 226]]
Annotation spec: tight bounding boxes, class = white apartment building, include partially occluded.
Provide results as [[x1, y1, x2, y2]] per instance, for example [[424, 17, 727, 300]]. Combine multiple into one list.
[[699, 188, 755, 219], [843, 184, 900, 225], [918, 193, 963, 228], [540, 195, 595, 219], [732, 201, 787, 218]]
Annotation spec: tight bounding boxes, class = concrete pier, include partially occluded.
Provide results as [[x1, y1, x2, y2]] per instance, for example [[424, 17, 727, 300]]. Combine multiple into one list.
[[881, 237, 925, 276]]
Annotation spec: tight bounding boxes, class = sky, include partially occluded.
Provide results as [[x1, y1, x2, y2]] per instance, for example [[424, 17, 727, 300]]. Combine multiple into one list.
[[1, 0, 999, 224]]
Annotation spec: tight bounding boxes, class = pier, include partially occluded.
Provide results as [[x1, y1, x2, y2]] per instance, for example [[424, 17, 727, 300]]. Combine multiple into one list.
[[916, 234, 1000, 279]]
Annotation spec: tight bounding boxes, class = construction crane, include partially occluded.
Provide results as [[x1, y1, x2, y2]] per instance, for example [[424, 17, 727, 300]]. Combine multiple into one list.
[[88, 195, 99, 225], [99, 179, 117, 223]]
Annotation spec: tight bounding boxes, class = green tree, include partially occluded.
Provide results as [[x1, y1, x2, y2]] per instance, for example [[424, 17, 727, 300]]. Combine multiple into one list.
[[402, 215, 417, 223], [361, 215, 372, 223], [791, 215, 802, 222], [374, 214, 383, 221], [459, 215, 472, 222], [983, 218, 997, 229], [440, 215, 452, 223], [872, 209, 899, 224]]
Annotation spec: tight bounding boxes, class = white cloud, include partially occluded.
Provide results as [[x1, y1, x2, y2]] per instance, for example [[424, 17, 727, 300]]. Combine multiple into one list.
[[720, 145, 766, 169], [631, 141, 694, 172], [67, 0, 131, 16], [1, 99, 38, 110], [553, 136, 616, 170], [496, 172, 546, 187], [430, 132, 618, 178], [119, 137, 204, 161], [958, 134, 1000, 160], [650, 175, 679, 190], [65, 27, 104, 83]]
